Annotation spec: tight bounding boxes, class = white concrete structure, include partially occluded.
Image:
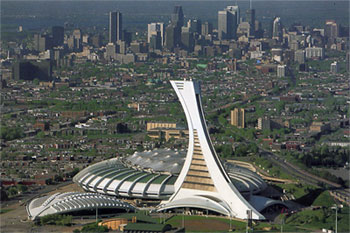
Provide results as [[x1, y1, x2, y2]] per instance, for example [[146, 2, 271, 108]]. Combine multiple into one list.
[[27, 192, 135, 220], [73, 150, 267, 200], [158, 80, 265, 220]]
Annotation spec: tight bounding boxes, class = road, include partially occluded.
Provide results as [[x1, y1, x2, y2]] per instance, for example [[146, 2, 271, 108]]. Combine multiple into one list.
[[258, 147, 350, 204]]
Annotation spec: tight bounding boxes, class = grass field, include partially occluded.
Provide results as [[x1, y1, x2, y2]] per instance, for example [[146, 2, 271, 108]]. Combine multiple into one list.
[[165, 215, 306, 232], [0, 209, 13, 214], [285, 206, 350, 232]]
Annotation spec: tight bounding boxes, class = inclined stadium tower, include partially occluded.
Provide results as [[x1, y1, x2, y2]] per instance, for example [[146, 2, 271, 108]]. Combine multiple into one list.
[[73, 80, 286, 220]]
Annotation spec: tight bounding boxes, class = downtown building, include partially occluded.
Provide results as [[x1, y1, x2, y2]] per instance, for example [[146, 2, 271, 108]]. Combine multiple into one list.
[[218, 6, 239, 40], [109, 11, 122, 43]]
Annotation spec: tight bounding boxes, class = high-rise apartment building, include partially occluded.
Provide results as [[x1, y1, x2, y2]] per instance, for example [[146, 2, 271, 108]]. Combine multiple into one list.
[[109, 11, 122, 43], [231, 108, 245, 128], [277, 65, 286, 77], [258, 117, 271, 131]]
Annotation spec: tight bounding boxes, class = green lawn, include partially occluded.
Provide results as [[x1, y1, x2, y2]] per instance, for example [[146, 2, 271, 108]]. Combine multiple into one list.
[[312, 191, 336, 207], [274, 183, 317, 199], [251, 157, 295, 180], [285, 206, 350, 232], [0, 209, 13, 214]]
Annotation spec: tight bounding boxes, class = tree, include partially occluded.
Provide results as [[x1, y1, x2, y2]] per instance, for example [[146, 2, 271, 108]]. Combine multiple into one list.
[[81, 222, 108, 232], [8, 186, 18, 197], [33, 78, 40, 85], [0, 126, 24, 141], [17, 184, 28, 193]]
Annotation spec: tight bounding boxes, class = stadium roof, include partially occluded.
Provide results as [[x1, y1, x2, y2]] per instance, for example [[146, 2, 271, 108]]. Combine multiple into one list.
[[73, 149, 267, 200], [27, 192, 135, 220]]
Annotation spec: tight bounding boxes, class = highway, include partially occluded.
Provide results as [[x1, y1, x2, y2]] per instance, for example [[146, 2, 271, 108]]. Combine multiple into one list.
[[258, 147, 350, 204]]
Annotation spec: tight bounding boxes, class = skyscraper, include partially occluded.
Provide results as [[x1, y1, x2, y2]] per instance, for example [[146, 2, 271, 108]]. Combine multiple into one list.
[[171, 6, 184, 28], [231, 108, 245, 128], [181, 27, 194, 52], [187, 19, 201, 34], [109, 11, 122, 43], [165, 24, 176, 51], [272, 17, 282, 41], [226, 5, 240, 24], [218, 7, 237, 40], [246, 9, 255, 36], [52, 26, 64, 47], [201, 22, 213, 36], [165, 6, 183, 51], [324, 20, 339, 45], [148, 23, 164, 46]]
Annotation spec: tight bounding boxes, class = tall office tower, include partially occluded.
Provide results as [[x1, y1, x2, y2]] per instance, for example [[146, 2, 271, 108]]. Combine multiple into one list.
[[187, 19, 201, 34], [165, 24, 176, 51], [72, 29, 82, 51], [73, 29, 82, 40], [230, 108, 245, 128], [181, 27, 194, 52], [272, 17, 282, 41], [226, 5, 240, 24], [34, 34, 52, 52], [158, 80, 264, 220], [171, 6, 184, 27], [109, 11, 122, 43], [218, 9, 236, 40], [246, 9, 255, 36], [225, 6, 239, 39], [148, 23, 164, 46], [201, 22, 213, 36], [52, 26, 64, 47], [91, 35, 102, 48], [122, 30, 132, 46], [324, 20, 339, 45], [149, 32, 162, 50]]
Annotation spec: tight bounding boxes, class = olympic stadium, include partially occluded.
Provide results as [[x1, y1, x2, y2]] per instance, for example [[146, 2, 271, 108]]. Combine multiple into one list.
[[73, 149, 268, 200], [28, 80, 288, 220], [27, 192, 135, 220]]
